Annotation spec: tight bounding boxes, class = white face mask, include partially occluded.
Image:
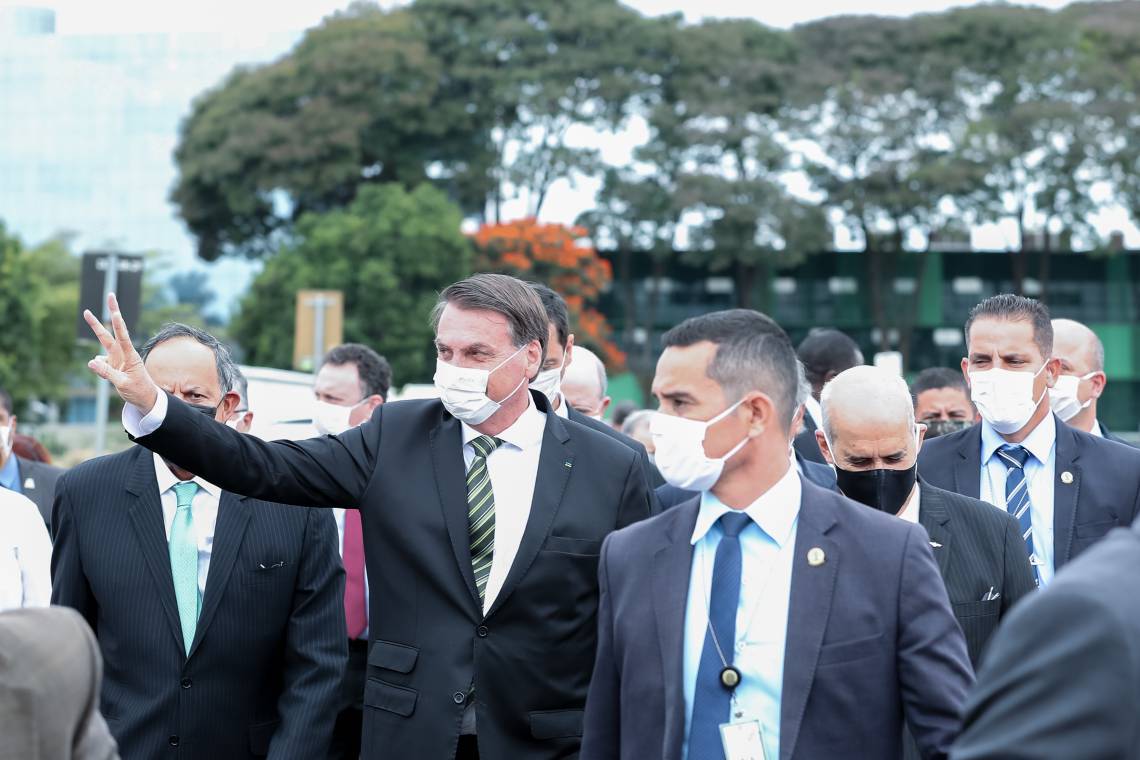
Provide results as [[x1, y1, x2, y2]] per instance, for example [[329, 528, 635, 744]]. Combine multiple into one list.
[[0, 421, 11, 455], [530, 355, 566, 406], [970, 365, 1047, 435], [434, 346, 527, 426], [651, 399, 749, 492], [1048, 372, 1097, 422], [313, 399, 356, 436]]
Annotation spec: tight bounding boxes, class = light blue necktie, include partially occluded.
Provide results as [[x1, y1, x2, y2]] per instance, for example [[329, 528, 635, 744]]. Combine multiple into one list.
[[997, 444, 1041, 586], [170, 481, 200, 654]]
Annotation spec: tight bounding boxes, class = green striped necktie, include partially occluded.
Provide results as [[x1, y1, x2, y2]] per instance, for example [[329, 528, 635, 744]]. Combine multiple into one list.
[[467, 436, 502, 604]]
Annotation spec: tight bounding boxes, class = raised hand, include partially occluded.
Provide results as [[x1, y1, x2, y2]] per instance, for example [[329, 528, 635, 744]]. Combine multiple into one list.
[[84, 293, 161, 413]]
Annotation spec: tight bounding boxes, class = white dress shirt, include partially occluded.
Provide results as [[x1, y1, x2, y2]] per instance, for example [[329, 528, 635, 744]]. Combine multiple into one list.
[[1091, 420, 1105, 439], [552, 393, 569, 420], [153, 452, 221, 596], [461, 398, 546, 614], [682, 464, 801, 760], [897, 486, 921, 524], [0, 488, 52, 611], [979, 415, 1057, 584]]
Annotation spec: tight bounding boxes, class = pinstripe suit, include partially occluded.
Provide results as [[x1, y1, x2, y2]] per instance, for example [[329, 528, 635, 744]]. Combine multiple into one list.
[[50, 446, 346, 759]]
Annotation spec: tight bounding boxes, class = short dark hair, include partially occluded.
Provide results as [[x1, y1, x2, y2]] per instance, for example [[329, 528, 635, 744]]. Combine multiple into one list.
[[910, 367, 969, 403], [433, 273, 548, 363], [610, 400, 639, 429], [529, 282, 570, 348], [140, 323, 239, 394], [322, 343, 393, 401], [965, 294, 1053, 358], [662, 309, 799, 427], [0, 386, 11, 416], [797, 329, 863, 389]]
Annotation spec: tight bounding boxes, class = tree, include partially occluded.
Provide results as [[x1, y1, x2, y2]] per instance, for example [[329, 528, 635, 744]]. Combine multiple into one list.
[[472, 219, 624, 369], [231, 183, 471, 384], [0, 224, 81, 408]]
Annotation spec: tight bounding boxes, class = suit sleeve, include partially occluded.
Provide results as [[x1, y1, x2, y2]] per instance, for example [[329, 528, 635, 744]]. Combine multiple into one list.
[[999, 513, 1035, 618], [50, 479, 99, 630], [66, 608, 121, 760], [268, 508, 347, 760], [580, 534, 620, 760], [615, 451, 653, 530], [897, 523, 975, 760], [951, 590, 1139, 760], [134, 393, 380, 509]]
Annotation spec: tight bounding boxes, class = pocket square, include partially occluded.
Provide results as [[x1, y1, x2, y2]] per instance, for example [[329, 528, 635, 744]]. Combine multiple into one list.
[[929, 541, 943, 548], [257, 560, 287, 570]]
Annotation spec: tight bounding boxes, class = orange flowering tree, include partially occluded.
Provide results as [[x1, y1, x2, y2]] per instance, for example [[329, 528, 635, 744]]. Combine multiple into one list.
[[472, 219, 625, 370]]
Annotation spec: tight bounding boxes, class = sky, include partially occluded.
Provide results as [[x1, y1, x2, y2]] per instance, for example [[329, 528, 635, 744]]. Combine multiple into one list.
[[7, 0, 1076, 33]]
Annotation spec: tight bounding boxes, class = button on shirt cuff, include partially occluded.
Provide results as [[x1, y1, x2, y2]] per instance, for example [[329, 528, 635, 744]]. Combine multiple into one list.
[[122, 391, 168, 438]]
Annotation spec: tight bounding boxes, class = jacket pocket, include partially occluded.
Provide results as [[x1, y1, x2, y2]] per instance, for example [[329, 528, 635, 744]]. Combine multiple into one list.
[[248, 719, 280, 756], [368, 639, 419, 673], [817, 632, 883, 667], [364, 677, 418, 717], [530, 709, 584, 739], [542, 535, 602, 556], [952, 599, 1000, 619], [1074, 519, 1117, 539]]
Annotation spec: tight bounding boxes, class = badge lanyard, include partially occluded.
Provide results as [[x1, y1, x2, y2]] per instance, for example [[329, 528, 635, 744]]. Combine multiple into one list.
[[698, 516, 796, 717]]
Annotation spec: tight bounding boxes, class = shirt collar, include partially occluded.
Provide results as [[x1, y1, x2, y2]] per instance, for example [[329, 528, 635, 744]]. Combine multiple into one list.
[[898, 485, 921, 524], [552, 393, 569, 419], [152, 451, 222, 500], [804, 396, 823, 431], [1091, 420, 1105, 439], [0, 454, 20, 491], [461, 396, 547, 452], [692, 463, 802, 548], [981, 413, 1057, 466]]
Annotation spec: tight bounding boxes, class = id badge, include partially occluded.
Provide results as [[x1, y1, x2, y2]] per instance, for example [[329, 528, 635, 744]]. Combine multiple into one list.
[[719, 719, 767, 760]]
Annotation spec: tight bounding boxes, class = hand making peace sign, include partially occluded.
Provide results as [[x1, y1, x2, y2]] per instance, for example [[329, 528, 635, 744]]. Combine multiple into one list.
[[84, 293, 162, 413]]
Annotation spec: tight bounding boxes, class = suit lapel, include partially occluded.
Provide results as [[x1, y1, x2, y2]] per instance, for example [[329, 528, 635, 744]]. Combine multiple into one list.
[[486, 412, 574, 618], [189, 491, 250, 659], [780, 491, 840, 760], [1052, 421, 1081, 570], [655, 500, 698, 760], [124, 449, 185, 652], [428, 412, 483, 611], [918, 482, 952, 577], [953, 426, 983, 499]]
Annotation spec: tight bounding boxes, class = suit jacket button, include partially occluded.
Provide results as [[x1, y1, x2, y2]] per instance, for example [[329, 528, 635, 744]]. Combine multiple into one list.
[[181, 678, 192, 689], [477, 625, 489, 638], [453, 691, 466, 704], [169, 735, 180, 747]]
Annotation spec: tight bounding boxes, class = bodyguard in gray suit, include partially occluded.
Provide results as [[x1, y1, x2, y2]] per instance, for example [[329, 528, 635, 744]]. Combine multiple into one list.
[[582, 310, 972, 760], [0, 606, 119, 760], [0, 386, 64, 527]]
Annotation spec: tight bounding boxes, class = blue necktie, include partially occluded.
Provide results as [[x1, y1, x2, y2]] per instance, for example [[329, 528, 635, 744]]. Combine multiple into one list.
[[997, 444, 1040, 585], [170, 481, 200, 654], [688, 511, 752, 760]]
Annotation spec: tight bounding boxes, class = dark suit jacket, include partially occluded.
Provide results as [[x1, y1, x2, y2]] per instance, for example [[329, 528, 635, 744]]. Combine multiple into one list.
[[917, 417, 1140, 574], [951, 517, 1140, 760], [655, 453, 838, 510], [130, 390, 651, 759], [793, 414, 826, 464], [567, 406, 665, 497], [1098, 421, 1133, 447], [50, 446, 346, 759], [581, 480, 974, 760], [14, 456, 64, 528], [0, 607, 119, 760]]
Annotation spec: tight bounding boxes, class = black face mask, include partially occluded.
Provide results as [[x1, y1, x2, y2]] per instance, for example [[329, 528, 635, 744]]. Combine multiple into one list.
[[188, 402, 219, 422], [835, 464, 918, 515], [922, 419, 974, 439]]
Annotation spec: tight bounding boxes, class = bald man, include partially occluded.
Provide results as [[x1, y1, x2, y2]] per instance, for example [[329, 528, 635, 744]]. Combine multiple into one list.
[[561, 345, 611, 420], [1050, 319, 1128, 444], [818, 366, 1035, 668]]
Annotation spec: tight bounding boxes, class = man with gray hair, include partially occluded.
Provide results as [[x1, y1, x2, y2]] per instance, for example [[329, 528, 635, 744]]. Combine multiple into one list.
[[52, 322, 347, 759], [560, 345, 611, 420], [82, 275, 651, 760], [817, 366, 1034, 670], [1049, 318, 1128, 443], [582, 309, 972, 760]]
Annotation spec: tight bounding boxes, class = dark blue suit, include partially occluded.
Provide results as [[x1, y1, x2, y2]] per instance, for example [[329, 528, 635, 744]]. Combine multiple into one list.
[[917, 417, 1140, 573], [655, 454, 837, 510], [581, 479, 973, 760], [51, 446, 346, 759]]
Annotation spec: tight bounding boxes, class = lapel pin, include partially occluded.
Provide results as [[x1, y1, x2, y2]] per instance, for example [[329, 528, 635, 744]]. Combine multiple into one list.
[[929, 541, 943, 549], [564, 461, 573, 468], [807, 547, 826, 567], [1061, 471, 1074, 484], [23, 477, 35, 489]]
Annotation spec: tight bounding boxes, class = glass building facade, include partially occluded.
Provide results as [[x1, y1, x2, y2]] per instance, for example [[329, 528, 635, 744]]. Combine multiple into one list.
[[0, 7, 300, 308]]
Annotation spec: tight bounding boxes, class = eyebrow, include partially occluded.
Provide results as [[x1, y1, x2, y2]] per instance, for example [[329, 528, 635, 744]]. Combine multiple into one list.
[[660, 390, 698, 404]]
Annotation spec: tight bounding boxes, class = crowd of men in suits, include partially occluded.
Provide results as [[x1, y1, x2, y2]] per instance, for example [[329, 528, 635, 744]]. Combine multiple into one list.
[[2, 274, 1140, 760]]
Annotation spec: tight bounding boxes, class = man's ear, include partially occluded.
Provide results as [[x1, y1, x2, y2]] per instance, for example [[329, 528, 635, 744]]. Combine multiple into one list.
[[563, 335, 575, 376], [218, 391, 241, 419], [364, 395, 384, 413], [1089, 371, 1108, 400], [1043, 357, 1062, 388], [815, 429, 835, 466], [960, 357, 970, 385], [599, 395, 612, 417]]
